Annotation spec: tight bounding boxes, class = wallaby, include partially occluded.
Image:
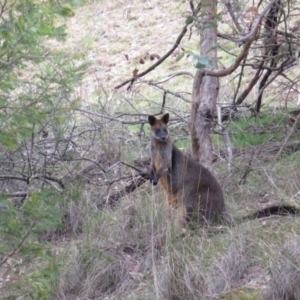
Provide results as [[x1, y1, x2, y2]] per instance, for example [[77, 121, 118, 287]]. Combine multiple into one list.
[[148, 113, 299, 227], [148, 113, 230, 226]]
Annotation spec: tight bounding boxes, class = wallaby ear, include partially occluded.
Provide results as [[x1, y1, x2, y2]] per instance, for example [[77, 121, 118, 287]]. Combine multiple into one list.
[[161, 113, 169, 124], [148, 115, 156, 126]]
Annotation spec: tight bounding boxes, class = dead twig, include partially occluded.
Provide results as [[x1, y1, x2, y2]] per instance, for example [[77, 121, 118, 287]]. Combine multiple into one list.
[[272, 111, 300, 166], [239, 147, 260, 185], [150, 71, 194, 84], [97, 160, 150, 208], [139, 79, 191, 103]]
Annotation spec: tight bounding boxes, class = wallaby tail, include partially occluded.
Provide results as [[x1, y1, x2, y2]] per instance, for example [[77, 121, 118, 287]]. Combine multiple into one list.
[[239, 204, 300, 222]]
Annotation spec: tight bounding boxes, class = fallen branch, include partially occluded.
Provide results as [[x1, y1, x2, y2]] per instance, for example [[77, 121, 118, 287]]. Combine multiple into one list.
[[105, 172, 149, 208]]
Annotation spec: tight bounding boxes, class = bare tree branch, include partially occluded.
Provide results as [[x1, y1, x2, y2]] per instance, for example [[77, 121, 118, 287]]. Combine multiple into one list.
[[223, 0, 243, 33], [193, 0, 276, 85], [235, 63, 264, 105], [30, 174, 65, 189], [0, 175, 28, 182], [232, 57, 247, 105], [150, 71, 194, 84], [76, 108, 148, 125], [139, 79, 191, 103], [115, 24, 189, 90]]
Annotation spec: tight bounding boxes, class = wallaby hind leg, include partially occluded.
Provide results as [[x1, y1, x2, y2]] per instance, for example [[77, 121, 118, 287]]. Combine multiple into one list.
[[166, 194, 187, 229], [163, 203, 188, 233]]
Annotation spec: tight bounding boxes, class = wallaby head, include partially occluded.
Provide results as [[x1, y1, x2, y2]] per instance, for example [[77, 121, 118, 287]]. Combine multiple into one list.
[[148, 113, 170, 142]]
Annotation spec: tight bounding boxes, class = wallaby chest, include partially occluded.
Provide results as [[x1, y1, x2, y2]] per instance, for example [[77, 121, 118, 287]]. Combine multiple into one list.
[[151, 141, 172, 171]]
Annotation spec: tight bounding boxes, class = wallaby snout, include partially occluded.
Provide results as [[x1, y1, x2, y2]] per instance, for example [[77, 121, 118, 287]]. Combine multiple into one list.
[[159, 135, 167, 142], [151, 127, 169, 142], [149, 115, 169, 142]]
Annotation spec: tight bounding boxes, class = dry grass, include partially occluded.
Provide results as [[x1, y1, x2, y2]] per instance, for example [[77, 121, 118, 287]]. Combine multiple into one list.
[[52, 0, 196, 102], [51, 150, 300, 299], [50, 1, 300, 298], [263, 239, 300, 300]]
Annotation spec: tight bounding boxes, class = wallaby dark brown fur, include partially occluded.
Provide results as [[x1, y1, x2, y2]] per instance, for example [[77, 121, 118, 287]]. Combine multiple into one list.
[[148, 113, 299, 227], [148, 113, 230, 226]]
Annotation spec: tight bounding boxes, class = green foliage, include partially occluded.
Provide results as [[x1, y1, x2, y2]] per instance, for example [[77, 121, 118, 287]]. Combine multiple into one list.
[[0, 189, 64, 258], [0, 0, 86, 297], [227, 112, 285, 147], [0, 189, 64, 298], [174, 138, 191, 149], [0, 0, 86, 149], [176, 50, 216, 69]]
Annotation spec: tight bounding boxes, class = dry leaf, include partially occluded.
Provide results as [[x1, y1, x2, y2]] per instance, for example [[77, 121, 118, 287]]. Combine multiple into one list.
[[133, 68, 139, 80], [290, 21, 300, 32], [139, 58, 145, 64], [151, 54, 161, 59], [124, 54, 129, 61], [246, 6, 258, 14]]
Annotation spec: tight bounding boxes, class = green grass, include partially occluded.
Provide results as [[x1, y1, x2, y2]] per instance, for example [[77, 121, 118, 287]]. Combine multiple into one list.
[[224, 111, 287, 147], [174, 138, 191, 149]]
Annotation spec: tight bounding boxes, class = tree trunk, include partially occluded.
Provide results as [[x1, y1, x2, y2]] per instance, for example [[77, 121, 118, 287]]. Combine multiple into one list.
[[190, 0, 219, 171]]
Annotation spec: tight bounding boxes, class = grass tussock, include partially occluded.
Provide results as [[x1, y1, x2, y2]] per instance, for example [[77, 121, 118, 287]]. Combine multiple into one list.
[[263, 239, 300, 300], [48, 111, 300, 299], [54, 191, 169, 299]]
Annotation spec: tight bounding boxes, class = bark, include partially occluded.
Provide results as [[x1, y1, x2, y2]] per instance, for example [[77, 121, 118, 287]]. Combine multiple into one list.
[[190, 70, 202, 158], [256, 0, 281, 113], [191, 0, 219, 170]]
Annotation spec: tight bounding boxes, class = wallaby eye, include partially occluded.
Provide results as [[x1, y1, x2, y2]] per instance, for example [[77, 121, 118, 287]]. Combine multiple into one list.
[[155, 128, 161, 135], [163, 128, 168, 134]]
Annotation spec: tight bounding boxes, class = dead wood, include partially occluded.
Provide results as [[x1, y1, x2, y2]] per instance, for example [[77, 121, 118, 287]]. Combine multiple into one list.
[[100, 170, 150, 209]]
